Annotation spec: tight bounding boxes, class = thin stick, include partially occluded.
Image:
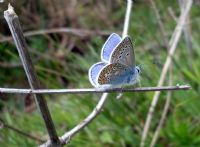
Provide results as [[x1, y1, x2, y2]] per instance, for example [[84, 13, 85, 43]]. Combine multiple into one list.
[[40, 0, 133, 146], [0, 28, 114, 43], [122, 0, 132, 38], [0, 118, 44, 143], [140, 1, 193, 147], [4, 4, 61, 146], [0, 85, 191, 94]]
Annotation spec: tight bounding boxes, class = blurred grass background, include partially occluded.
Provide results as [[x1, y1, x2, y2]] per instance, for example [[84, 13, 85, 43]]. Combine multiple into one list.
[[0, 0, 200, 146]]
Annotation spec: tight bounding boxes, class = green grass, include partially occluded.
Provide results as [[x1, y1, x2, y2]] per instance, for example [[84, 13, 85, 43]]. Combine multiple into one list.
[[0, 1, 200, 147]]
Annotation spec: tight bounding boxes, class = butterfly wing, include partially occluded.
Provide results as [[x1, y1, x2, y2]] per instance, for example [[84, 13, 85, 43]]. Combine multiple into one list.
[[97, 63, 128, 85], [88, 62, 106, 87], [109, 36, 135, 67], [101, 33, 121, 63]]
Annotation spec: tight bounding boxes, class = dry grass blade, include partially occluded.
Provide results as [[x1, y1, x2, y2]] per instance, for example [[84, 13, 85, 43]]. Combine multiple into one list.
[[150, 66, 173, 147], [140, 1, 193, 147], [0, 118, 44, 143], [0, 28, 114, 43]]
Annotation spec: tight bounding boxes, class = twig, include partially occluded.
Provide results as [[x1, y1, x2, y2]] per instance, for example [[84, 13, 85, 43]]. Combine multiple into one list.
[[40, 0, 133, 146], [0, 85, 191, 94], [4, 4, 61, 146], [122, 0, 132, 38], [0, 28, 115, 43], [0, 118, 44, 143], [140, 1, 193, 147]]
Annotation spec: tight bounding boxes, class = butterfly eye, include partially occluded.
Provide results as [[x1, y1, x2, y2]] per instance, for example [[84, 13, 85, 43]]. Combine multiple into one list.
[[136, 68, 141, 74]]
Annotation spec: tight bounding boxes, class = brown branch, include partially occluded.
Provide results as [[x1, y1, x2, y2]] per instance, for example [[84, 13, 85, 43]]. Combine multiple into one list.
[[4, 4, 61, 146]]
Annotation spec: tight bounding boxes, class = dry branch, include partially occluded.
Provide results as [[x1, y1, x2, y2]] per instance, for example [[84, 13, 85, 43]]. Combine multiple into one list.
[[4, 4, 61, 146], [0, 85, 191, 94]]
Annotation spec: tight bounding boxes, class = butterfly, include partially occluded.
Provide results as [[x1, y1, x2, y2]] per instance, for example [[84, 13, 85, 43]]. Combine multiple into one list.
[[88, 33, 140, 88]]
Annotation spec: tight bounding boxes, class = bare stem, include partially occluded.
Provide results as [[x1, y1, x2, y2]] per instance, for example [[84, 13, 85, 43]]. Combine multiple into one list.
[[0, 85, 191, 94], [4, 4, 61, 146], [140, 1, 193, 147], [122, 0, 132, 38]]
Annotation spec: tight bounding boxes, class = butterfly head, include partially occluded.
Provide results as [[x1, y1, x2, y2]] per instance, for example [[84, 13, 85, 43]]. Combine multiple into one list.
[[127, 65, 141, 84], [135, 65, 141, 74]]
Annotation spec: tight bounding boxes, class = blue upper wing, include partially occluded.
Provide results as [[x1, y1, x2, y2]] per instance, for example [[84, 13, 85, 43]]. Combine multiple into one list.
[[88, 62, 106, 87], [101, 33, 121, 63]]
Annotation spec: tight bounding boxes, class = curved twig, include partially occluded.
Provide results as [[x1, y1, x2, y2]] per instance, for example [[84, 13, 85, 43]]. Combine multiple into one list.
[[40, 0, 133, 146]]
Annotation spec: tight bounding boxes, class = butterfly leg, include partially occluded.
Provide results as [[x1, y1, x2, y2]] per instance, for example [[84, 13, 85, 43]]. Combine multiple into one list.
[[116, 93, 123, 99], [116, 86, 124, 99]]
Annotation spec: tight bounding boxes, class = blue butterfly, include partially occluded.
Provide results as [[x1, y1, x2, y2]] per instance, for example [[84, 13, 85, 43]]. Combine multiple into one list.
[[88, 33, 140, 88]]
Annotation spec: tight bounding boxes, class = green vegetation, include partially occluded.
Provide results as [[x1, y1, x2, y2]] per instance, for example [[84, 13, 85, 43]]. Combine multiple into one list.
[[0, 1, 200, 146]]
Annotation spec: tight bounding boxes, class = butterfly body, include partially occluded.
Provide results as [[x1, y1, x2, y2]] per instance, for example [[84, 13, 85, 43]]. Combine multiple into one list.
[[89, 33, 140, 88]]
